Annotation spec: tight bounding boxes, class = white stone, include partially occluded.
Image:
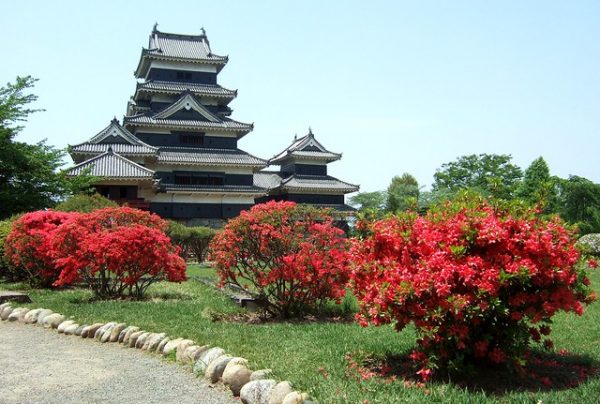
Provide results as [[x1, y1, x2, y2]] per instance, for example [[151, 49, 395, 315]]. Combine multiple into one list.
[[36, 309, 54, 325], [240, 379, 277, 404], [161, 338, 183, 356], [122, 326, 140, 344], [1, 306, 14, 320], [128, 331, 145, 348], [64, 324, 80, 335], [82, 323, 104, 338], [109, 323, 127, 342], [8, 308, 29, 322], [23, 308, 43, 324], [175, 339, 194, 362], [43, 313, 65, 329], [223, 358, 252, 397], [282, 392, 310, 404], [57, 320, 76, 333], [268, 381, 294, 404], [205, 355, 233, 383], [194, 347, 225, 375], [145, 333, 167, 352], [135, 332, 151, 349], [156, 337, 171, 354]]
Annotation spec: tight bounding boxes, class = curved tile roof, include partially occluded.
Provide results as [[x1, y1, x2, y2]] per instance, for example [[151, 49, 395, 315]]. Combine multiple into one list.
[[136, 81, 236, 99], [68, 149, 155, 179], [124, 115, 253, 133], [70, 119, 158, 156], [162, 184, 266, 194], [158, 147, 266, 167], [71, 143, 158, 156], [270, 130, 341, 164], [280, 175, 359, 193], [253, 171, 283, 190], [147, 30, 227, 62]]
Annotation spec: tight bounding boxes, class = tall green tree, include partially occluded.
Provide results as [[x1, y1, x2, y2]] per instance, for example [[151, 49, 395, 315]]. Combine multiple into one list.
[[0, 76, 91, 219], [386, 173, 419, 213], [432, 154, 523, 200], [516, 157, 559, 212], [348, 191, 386, 212], [558, 176, 600, 234]]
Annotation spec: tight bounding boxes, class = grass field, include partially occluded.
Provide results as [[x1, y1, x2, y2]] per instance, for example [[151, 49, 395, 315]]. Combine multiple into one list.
[[2, 264, 600, 403]]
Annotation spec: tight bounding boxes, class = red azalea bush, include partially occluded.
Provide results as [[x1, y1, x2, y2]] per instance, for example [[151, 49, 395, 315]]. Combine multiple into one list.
[[4, 210, 74, 287], [350, 195, 596, 380], [209, 200, 350, 318], [51, 207, 186, 299]]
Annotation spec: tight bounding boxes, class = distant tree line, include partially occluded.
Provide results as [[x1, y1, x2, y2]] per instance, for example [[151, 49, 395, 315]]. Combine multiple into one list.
[[350, 154, 600, 235]]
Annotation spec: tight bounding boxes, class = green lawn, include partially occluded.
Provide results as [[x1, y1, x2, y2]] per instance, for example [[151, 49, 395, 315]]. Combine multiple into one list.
[[2, 265, 600, 403]]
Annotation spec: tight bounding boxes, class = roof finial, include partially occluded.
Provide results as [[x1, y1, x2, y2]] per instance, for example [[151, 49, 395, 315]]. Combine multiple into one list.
[[111, 116, 118, 124], [201, 27, 206, 36], [294, 133, 297, 140], [308, 126, 314, 136], [153, 22, 158, 32]]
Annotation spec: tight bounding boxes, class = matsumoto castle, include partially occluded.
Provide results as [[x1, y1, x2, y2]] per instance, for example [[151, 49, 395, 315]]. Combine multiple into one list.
[[68, 26, 359, 227]]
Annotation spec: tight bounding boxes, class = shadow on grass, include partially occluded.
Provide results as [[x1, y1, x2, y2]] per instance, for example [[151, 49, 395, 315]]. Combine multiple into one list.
[[356, 349, 600, 395]]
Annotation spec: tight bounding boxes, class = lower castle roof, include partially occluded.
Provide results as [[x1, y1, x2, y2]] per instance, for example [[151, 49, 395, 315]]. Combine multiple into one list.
[[68, 149, 155, 180], [253, 172, 359, 194]]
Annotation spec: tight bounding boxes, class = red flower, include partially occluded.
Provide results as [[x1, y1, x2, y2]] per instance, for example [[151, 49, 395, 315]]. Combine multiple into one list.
[[348, 197, 593, 380]]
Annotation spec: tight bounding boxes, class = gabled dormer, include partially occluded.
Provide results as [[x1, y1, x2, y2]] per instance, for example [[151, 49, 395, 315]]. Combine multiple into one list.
[[269, 129, 342, 177], [153, 92, 221, 122], [69, 118, 158, 163]]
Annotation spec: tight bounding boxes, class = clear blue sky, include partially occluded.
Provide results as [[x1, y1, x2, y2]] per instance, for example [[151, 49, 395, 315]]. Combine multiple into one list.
[[2, 1, 599, 192]]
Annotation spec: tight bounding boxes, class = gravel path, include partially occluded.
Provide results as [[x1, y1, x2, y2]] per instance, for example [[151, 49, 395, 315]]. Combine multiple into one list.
[[0, 321, 237, 404]]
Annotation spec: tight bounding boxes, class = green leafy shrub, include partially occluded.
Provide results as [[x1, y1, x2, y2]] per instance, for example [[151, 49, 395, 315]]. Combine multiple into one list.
[[167, 220, 215, 262], [55, 193, 118, 213], [577, 234, 600, 257]]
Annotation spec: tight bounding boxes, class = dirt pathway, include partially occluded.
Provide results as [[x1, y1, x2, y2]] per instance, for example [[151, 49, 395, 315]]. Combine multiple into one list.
[[0, 321, 237, 404]]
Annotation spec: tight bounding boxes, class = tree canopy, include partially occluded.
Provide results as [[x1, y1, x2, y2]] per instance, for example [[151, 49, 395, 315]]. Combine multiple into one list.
[[348, 191, 387, 212], [0, 76, 94, 219], [386, 173, 420, 213], [432, 154, 523, 200], [516, 157, 559, 213]]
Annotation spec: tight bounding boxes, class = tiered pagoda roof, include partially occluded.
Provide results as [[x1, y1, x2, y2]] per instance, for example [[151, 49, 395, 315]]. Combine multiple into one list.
[[254, 172, 358, 194], [124, 92, 253, 137], [135, 80, 237, 100], [256, 129, 359, 195], [70, 119, 158, 162], [69, 148, 155, 181], [135, 27, 228, 77], [157, 147, 266, 168], [269, 129, 342, 165]]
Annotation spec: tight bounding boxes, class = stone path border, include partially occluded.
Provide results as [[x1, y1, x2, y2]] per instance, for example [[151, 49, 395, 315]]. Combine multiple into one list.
[[0, 302, 315, 404]]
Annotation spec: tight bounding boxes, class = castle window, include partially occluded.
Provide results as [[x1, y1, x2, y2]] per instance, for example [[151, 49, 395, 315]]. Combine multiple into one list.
[[179, 133, 204, 145]]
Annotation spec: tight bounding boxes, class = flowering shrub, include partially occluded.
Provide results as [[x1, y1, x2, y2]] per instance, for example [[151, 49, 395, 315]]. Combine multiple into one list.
[[209, 201, 350, 318], [350, 196, 596, 380], [4, 211, 74, 287], [577, 234, 600, 257], [0, 214, 25, 282], [51, 207, 185, 299]]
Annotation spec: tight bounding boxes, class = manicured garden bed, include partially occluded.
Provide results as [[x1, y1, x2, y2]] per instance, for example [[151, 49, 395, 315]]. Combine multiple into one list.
[[2, 264, 599, 403]]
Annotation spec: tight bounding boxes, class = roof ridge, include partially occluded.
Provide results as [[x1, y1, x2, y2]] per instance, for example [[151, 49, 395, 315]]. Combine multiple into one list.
[[71, 120, 158, 151], [153, 92, 221, 122], [69, 149, 153, 173]]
